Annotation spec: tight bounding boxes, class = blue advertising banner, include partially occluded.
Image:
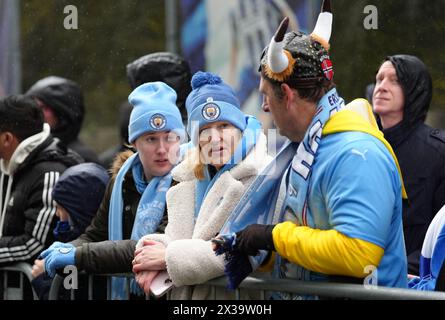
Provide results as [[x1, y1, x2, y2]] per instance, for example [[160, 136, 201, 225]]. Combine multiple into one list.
[[180, 0, 319, 122], [0, 0, 21, 97]]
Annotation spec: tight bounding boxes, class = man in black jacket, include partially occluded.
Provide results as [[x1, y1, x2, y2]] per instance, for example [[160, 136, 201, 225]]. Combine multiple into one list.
[[373, 55, 445, 274], [0, 95, 81, 265], [26, 76, 99, 163]]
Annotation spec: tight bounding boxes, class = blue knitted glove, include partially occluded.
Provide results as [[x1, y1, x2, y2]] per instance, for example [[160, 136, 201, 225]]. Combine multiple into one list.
[[39, 241, 74, 259], [44, 244, 76, 278]]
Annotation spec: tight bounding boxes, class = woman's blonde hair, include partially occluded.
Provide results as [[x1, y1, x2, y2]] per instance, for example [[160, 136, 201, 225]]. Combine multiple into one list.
[[193, 146, 206, 180], [180, 146, 206, 180]]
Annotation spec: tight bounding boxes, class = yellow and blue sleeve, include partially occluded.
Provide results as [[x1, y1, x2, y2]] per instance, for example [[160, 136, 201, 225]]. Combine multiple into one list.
[[272, 221, 384, 278]]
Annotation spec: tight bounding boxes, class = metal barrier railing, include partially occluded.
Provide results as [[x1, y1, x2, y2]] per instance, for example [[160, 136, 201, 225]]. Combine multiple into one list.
[[206, 275, 445, 300], [47, 272, 445, 300], [49, 273, 109, 300], [0, 262, 38, 300], [49, 273, 150, 300]]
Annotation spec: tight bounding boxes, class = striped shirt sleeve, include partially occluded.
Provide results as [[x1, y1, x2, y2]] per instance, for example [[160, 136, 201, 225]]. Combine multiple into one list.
[[0, 171, 59, 263]]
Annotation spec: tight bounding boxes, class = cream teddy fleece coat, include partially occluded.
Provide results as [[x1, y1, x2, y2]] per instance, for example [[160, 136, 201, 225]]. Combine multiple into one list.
[[137, 133, 271, 299]]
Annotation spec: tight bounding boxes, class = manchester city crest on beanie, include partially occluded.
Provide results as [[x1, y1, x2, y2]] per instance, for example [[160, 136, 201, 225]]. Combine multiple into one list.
[[128, 82, 186, 143], [185, 71, 246, 144]]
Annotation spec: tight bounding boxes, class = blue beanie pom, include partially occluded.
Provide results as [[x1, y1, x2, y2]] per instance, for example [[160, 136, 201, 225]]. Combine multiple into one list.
[[185, 71, 247, 144], [191, 71, 222, 89]]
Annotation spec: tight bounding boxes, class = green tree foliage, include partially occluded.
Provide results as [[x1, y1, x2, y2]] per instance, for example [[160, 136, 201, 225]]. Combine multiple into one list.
[[21, 0, 445, 153], [21, 0, 165, 151], [332, 0, 445, 115]]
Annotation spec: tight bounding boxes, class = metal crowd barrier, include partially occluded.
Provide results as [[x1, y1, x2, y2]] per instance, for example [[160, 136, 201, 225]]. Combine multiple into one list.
[[47, 272, 445, 300], [206, 275, 445, 300], [48, 273, 153, 300], [0, 262, 38, 300], [49, 273, 105, 300]]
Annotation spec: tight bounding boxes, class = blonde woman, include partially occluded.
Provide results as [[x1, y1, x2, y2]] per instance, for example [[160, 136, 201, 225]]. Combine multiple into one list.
[[133, 71, 271, 299]]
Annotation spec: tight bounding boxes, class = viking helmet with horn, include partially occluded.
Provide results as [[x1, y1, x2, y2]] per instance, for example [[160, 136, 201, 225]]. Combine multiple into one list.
[[260, 0, 334, 87]]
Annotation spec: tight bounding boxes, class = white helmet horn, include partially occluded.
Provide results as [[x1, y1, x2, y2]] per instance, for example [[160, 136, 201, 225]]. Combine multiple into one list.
[[311, 0, 333, 46], [267, 17, 290, 73]]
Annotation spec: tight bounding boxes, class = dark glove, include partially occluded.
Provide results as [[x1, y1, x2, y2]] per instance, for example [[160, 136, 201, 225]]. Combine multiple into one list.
[[235, 224, 275, 256]]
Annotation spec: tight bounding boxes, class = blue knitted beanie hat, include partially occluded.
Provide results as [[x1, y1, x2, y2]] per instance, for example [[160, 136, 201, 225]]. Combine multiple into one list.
[[128, 82, 186, 143], [185, 71, 246, 144]]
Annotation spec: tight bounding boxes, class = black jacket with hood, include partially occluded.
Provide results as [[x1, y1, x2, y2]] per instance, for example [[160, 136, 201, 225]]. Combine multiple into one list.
[[126, 52, 192, 124], [70, 150, 168, 274], [380, 55, 445, 274], [26, 76, 99, 164], [99, 52, 192, 170], [0, 125, 82, 265], [31, 162, 109, 300]]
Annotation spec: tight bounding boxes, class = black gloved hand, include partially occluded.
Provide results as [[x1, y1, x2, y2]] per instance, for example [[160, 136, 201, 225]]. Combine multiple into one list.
[[235, 224, 276, 256]]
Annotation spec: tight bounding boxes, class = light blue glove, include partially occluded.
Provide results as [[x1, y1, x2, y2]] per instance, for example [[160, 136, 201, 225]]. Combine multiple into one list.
[[39, 241, 74, 259], [43, 243, 76, 278], [408, 275, 436, 291]]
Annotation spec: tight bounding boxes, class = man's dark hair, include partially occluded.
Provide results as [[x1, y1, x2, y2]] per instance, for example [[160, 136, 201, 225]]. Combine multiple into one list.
[[0, 95, 44, 141], [294, 79, 336, 103], [262, 70, 335, 103]]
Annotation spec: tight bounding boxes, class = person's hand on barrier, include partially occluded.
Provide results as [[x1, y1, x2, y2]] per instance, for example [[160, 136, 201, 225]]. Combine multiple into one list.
[[31, 259, 45, 278], [135, 235, 151, 250], [43, 243, 76, 278], [235, 224, 276, 256], [135, 270, 159, 294], [39, 241, 75, 259], [132, 240, 166, 273]]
